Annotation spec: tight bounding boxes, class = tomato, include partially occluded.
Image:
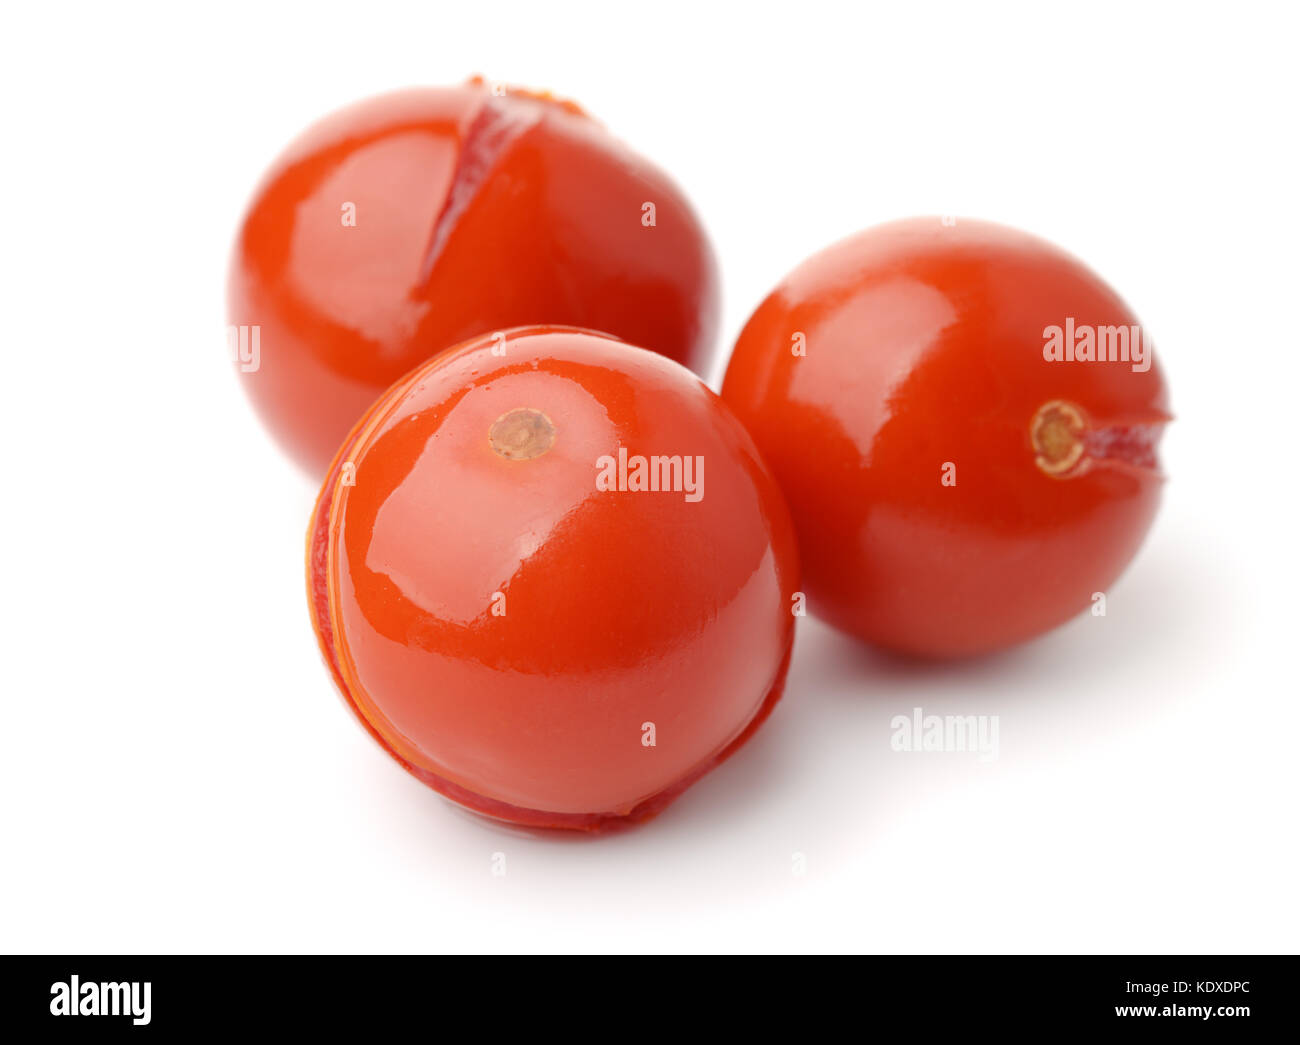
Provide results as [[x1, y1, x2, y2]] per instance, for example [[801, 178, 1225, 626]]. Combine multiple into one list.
[[308, 326, 799, 830], [230, 79, 719, 476], [721, 217, 1171, 658]]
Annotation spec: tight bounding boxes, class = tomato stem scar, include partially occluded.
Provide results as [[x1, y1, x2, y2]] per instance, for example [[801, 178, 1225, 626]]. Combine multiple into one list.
[[1032, 399, 1088, 478], [490, 408, 556, 460]]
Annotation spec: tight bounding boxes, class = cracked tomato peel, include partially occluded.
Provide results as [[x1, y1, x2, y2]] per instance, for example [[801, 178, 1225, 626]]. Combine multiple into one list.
[[721, 217, 1172, 658], [308, 327, 799, 831], [231, 78, 719, 476]]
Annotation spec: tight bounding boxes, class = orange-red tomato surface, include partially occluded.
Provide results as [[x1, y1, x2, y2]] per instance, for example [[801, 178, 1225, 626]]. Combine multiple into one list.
[[308, 327, 799, 830], [722, 217, 1171, 658], [231, 80, 719, 475]]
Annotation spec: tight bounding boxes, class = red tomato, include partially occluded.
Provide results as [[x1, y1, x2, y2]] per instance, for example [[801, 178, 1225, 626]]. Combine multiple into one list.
[[722, 218, 1171, 658], [308, 327, 799, 830], [230, 79, 719, 476]]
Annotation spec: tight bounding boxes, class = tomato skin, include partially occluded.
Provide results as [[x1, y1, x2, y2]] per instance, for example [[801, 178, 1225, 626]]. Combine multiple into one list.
[[721, 218, 1171, 658], [308, 327, 798, 830], [231, 81, 719, 476]]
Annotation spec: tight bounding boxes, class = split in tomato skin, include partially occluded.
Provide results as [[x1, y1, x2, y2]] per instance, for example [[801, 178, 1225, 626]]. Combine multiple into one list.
[[308, 327, 799, 831], [721, 217, 1172, 659], [231, 79, 720, 476]]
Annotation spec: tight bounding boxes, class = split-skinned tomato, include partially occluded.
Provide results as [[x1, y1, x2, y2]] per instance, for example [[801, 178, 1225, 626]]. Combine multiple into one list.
[[308, 326, 799, 830], [722, 217, 1171, 658], [231, 79, 719, 475]]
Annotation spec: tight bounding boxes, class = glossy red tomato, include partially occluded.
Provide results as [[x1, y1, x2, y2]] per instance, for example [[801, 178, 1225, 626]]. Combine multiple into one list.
[[722, 217, 1171, 658], [230, 79, 719, 476], [308, 326, 799, 830]]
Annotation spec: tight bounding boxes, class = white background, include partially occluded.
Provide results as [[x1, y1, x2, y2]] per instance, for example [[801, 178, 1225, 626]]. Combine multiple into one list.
[[2, 1, 1296, 954]]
